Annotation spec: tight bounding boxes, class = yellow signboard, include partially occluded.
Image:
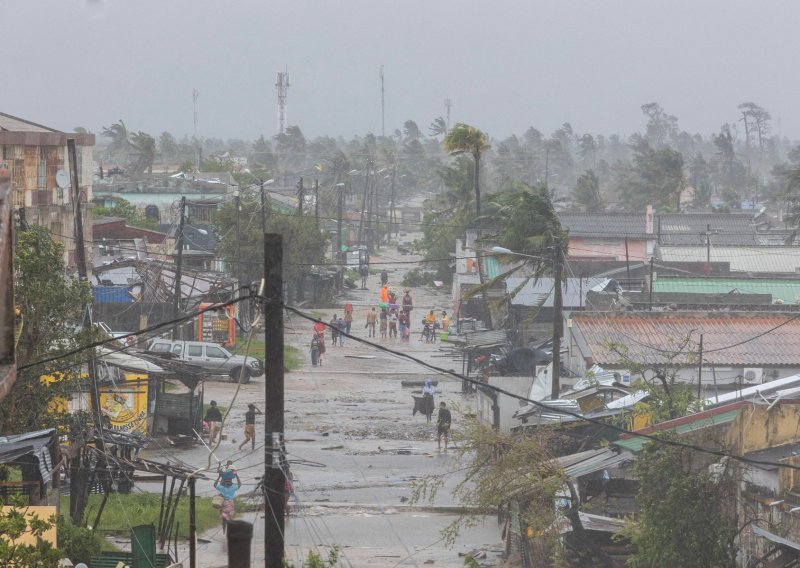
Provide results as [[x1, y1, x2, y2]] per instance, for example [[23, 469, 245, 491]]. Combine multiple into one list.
[[100, 373, 149, 435]]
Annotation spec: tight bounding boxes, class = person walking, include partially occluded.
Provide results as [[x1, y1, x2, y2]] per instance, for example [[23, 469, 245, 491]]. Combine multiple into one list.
[[402, 289, 413, 330], [330, 314, 339, 347], [238, 404, 262, 451], [380, 308, 388, 339], [380, 269, 388, 286], [214, 466, 241, 535], [344, 309, 353, 336], [398, 310, 408, 341], [437, 402, 452, 450], [366, 307, 377, 337], [316, 331, 326, 366], [204, 400, 223, 445], [310, 333, 320, 366], [441, 311, 450, 332], [359, 264, 369, 289], [336, 315, 347, 346], [380, 284, 390, 304], [388, 309, 398, 338]]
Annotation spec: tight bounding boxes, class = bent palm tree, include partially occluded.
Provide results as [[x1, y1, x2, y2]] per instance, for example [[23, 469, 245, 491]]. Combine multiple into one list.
[[443, 123, 490, 215]]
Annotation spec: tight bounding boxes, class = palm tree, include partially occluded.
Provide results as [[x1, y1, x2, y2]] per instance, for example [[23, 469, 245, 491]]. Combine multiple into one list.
[[129, 131, 156, 175], [443, 123, 490, 215], [428, 116, 447, 138]]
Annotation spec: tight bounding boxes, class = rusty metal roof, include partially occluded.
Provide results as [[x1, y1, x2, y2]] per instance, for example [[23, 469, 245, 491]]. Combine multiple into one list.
[[571, 311, 800, 366]]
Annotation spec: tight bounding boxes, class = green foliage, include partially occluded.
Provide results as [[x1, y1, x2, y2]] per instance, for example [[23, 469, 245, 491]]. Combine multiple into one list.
[[57, 516, 103, 564], [411, 413, 563, 547], [614, 138, 684, 211], [443, 123, 490, 214], [607, 338, 701, 423], [92, 196, 158, 229], [0, 226, 93, 434], [401, 267, 436, 288], [625, 435, 736, 567], [571, 169, 605, 212], [0, 496, 62, 566], [283, 545, 341, 567]]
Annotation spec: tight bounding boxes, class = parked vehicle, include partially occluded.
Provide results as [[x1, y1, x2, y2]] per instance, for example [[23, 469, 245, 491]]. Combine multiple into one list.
[[146, 339, 264, 383]]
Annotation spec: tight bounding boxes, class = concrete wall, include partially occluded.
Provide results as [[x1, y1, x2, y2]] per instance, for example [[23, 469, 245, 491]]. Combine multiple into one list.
[[477, 375, 535, 432], [568, 237, 648, 262]]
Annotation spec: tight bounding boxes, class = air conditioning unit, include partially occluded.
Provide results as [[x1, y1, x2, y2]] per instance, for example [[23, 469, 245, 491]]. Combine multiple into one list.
[[742, 368, 763, 383]]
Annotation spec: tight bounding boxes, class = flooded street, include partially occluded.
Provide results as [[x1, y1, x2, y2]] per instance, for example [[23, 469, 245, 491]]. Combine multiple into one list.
[[144, 244, 507, 567]]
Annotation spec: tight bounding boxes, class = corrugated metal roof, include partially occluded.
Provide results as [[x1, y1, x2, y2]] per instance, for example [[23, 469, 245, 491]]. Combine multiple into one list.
[[0, 111, 58, 133], [613, 408, 741, 452], [557, 447, 633, 478], [571, 311, 800, 366], [658, 213, 758, 246], [559, 212, 649, 238], [658, 245, 800, 273], [653, 277, 800, 304], [507, 276, 610, 308]]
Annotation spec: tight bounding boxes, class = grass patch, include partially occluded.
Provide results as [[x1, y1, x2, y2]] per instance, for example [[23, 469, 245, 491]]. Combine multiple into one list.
[[59, 492, 220, 539], [232, 338, 302, 372]]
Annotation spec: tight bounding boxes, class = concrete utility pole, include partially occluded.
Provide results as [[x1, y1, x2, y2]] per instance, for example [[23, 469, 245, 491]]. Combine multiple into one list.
[[276, 71, 290, 135], [297, 177, 304, 215], [314, 179, 319, 226], [263, 233, 285, 565], [260, 181, 267, 235], [172, 196, 186, 339], [357, 163, 371, 246], [551, 245, 564, 400], [388, 166, 397, 239]]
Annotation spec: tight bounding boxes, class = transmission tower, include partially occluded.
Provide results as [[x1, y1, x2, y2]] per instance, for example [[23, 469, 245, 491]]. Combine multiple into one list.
[[276, 71, 290, 135], [192, 89, 199, 138]]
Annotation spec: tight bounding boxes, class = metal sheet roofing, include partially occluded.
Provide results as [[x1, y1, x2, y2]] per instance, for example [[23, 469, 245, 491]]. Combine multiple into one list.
[[613, 408, 742, 452], [658, 213, 758, 246], [559, 213, 649, 239], [571, 311, 800, 366], [653, 277, 800, 304], [507, 276, 610, 308], [0, 111, 58, 133], [658, 245, 800, 273]]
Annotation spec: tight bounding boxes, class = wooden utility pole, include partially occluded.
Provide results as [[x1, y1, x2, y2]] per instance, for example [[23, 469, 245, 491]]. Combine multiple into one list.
[[551, 245, 564, 400], [188, 476, 197, 568], [357, 163, 371, 246], [648, 257, 655, 311], [314, 179, 319, 226], [697, 333, 704, 399], [260, 181, 267, 235], [172, 196, 187, 339], [263, 233, 285, 565], [388, 166, 397, 239], [297, 177, 304, 215], [337, 181, 344, 288]]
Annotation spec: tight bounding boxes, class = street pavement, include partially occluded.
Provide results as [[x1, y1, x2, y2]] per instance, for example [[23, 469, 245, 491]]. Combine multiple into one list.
[[139, 243, 508, 567]]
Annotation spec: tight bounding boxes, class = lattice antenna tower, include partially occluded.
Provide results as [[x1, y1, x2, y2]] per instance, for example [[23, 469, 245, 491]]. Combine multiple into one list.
[[276, 71, 290, 135]]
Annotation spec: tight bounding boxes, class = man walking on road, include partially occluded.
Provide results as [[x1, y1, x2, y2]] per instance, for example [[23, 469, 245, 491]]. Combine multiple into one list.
[[204, 400, 223, 445], [239, 403, 262, 451], [366, 307, 377, 337], [437, 402, 451, 450]]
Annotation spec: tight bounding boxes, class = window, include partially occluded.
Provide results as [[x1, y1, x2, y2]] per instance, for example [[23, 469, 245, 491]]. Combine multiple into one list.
[[151, 343, 170, 353], [172, 345, 183, 355], [206, 346, 226, 359], [188, 345, 203, 357]]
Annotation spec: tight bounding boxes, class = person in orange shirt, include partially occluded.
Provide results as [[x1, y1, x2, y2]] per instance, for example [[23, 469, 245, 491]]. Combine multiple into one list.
[[380, 284, 389, 303]]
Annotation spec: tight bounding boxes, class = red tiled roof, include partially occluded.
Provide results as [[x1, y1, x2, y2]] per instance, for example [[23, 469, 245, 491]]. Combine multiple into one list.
[[572, 311, 800, 366]]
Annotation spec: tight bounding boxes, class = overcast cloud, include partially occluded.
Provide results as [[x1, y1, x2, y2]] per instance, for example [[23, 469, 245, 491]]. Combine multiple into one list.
[[5, 0, 799, 142]]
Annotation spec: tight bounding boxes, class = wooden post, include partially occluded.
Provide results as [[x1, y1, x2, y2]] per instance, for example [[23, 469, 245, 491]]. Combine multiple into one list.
[[172, 196, 186, 339]]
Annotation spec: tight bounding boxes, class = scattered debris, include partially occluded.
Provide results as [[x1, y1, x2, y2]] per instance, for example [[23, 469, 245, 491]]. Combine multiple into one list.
[[321, 445, 344, 450]]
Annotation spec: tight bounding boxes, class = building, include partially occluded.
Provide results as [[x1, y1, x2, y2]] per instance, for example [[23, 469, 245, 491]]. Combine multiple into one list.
[[0, 111, 94, 267], [658, 245, 800, 274], [558, 209, 654, 262], [566, 311, 800, 392]]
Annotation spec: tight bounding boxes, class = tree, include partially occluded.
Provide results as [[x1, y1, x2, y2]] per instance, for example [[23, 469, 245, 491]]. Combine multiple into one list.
[[428, 116, 447, 138], [101, 119, 132, 164], [0, 226, 91, 434], [0, 497, 62, 566], [158, 131, 179, 164], [641, 102, 679, 149], [738, 102, 771, 152], [570, 170, 605, 212], [627, 435, 737, 567], [443, 123, 490, 215], [92, 196, 157, 229], [615, 138, 684, 211], [129, 131, 156, 175]]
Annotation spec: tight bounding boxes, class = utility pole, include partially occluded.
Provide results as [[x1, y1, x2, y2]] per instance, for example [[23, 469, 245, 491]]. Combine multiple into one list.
[[551, 244, 564, 400], [260, 181, 267, 235], [648, 257, 655, 311], [380, 66, 385, 138], [444, 98, 452, 131], [388, 166, 397, 240], [624, 235, 630, 281], [374, 173, 381, 249], [68, 138, 101, 524], [357, 163, 371, 246], [297, 177, 304, 215], [263, 233, 285, 565], [172, 196, 186, 339], [188, 476, 197, 568], [314, 179, 319, 226], [337, 179, 344, 289], [697, 333, 704, 399]]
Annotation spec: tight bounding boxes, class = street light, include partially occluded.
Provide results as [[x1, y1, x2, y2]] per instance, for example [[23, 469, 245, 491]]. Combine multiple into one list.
[[490, 245, 563, 400]]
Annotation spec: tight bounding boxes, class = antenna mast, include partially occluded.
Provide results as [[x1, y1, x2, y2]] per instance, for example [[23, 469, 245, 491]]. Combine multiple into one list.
[[192, 89, 199, 138], [276, 70, 290, 135], [444, 98, 452, 131], [380, 66, 385, 137]]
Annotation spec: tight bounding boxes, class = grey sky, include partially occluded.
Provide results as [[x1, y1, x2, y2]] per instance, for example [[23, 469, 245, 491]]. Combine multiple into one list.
[[7, 0, 800, 143]]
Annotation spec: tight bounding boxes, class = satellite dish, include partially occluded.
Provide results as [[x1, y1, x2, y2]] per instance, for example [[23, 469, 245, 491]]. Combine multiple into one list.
[[56, 170, 70, 189]]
